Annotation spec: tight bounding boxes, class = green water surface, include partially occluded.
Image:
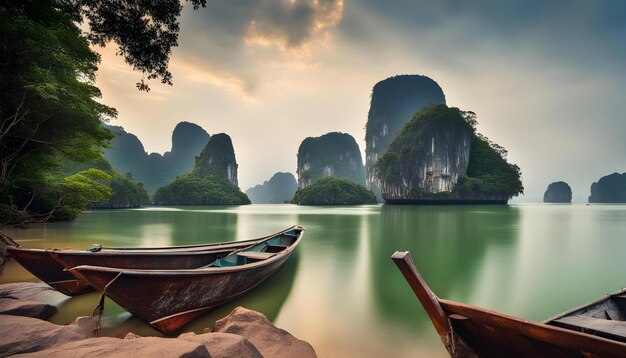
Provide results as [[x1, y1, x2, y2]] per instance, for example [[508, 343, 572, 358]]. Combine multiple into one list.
[[2, 204, 626, 357]]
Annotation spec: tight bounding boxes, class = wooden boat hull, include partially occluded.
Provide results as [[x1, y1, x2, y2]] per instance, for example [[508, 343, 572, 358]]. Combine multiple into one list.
[[392, 251, 626, 357], [74, 227, 303, 334], [75, 253, 292, 334], [7, 248, 93, 295], [5, 227, 296, 296]]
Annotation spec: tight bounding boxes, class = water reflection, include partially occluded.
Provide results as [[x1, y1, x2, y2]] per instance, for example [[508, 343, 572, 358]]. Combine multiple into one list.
[[138, 223, 172, 247], [5, 204, 626, 358], [370, 205, 521, 330]]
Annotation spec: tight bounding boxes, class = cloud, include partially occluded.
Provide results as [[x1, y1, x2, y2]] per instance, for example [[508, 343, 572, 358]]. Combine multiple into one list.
[[175, 0, 343, 95]]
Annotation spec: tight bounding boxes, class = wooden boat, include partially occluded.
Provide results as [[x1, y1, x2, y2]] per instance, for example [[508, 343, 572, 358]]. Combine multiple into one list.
[[2, 227, 296, 296], [392, 251, 626, 357], [70, 226, 304, 335]]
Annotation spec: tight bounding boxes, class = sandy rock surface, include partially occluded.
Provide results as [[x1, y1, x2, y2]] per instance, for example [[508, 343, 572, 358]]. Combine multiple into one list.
[[179, 331, 262, 358], [0, 297, 57, 319], [12, 337, 211, 358], [213, 306, 317, 358], [0, 282, 68, 306], [0, 314, 96, 357], [0, 283, 317, 358]]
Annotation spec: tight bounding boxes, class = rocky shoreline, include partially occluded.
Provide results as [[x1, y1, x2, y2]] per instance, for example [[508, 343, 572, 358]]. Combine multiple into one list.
[[0, 282, 316, 357]]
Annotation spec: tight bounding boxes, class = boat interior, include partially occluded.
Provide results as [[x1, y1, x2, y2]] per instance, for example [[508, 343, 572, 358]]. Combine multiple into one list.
[[208, 229, 300, 268], [547, 290, 626, 343]]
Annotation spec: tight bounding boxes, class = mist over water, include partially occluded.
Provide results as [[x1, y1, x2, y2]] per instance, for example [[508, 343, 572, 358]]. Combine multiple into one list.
[[3, 204, 626, 357]]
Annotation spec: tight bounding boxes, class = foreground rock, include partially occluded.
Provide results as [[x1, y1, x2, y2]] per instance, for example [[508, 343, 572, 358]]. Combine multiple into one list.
[[0, 297, 57, 319], [0, 315, 96, 357], [14, 337, 211, 358], [0, 282, 68, 306], [178, 332, 262, 358], [0, 287, 316, 358], [213, 306, 316, 358]]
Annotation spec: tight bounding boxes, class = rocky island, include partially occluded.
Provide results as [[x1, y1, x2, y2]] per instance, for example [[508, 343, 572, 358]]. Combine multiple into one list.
[[543, 181, 572, 203], [245, 172, 298, 204], [589, 172, 626, 203], [153, 133, 250, 205], [365, 75, 447, 199], [296, 132, 365, 188], [374, 105, 523, 204], [291, 176, 377, 205]]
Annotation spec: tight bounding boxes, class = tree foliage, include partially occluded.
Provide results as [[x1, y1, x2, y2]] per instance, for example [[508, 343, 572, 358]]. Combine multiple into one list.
[[0, 2, 116, 225], [291, 176, 377, 205], [48, 0, 206, 91], [153, 174, 250, 206], [0, 0, 190, 225], [55, 168, 113, 219]]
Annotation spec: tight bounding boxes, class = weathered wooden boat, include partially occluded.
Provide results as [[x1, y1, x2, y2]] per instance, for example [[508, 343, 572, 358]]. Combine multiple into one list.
[[71, 225, 304, 334], [1, 227, 296, 296], [392, 251, 626, 357]]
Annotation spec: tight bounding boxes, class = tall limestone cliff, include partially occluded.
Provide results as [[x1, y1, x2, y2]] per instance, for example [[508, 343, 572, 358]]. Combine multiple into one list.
[[103, 122, 209, 194], [365, 75, 446, 199], [296, 132, 365, 188], [246, 172, 298, 204], [192, 133, 239, 186], [153, 133, 249, 205], [543, 181, 572, 203], [375, 105, 523, 204], [164, 122, 213, 176], [589, 172, 626, 203]]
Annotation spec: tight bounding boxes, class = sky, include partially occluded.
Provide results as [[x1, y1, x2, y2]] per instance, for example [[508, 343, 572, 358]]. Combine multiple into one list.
[[95, 0, 626, 202]]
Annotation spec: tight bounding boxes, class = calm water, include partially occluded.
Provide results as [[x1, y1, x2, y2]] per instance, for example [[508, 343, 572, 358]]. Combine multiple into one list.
[[2, 204, 626, 357]]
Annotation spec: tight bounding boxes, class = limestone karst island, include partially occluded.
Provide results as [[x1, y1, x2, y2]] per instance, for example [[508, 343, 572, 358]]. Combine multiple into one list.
[[2, 1, 626, 357]]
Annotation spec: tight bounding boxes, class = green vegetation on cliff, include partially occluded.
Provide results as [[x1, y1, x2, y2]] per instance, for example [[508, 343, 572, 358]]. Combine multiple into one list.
[[291, 177, 377, 205], [0, 1, 202, 225], [375, 105, 523, 201], [153, 174, 250, 205]]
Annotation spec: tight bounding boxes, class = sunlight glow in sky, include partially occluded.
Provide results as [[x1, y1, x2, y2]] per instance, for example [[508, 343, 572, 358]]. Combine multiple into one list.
[[95, 0, 626, 202]]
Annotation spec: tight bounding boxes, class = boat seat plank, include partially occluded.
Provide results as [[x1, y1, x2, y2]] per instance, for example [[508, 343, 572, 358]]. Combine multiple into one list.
[[553, 315, 626, 339], [237, 252, 276, 260], [267, 244, 289, 249]]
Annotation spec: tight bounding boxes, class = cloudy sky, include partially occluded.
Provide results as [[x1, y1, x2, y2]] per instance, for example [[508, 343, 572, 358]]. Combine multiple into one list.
[[95, 0, 626, 202]]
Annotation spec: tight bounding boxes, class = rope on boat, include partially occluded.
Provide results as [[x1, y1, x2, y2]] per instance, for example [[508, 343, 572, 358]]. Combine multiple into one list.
[[447, 316, 458, 355], [92, 271, 123, 336]]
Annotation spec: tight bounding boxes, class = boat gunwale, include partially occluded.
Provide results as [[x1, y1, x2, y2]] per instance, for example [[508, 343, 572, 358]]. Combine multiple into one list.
[[6, 225, 302, 256], [543, 287, 626, 324], [70, 226, 304, 276]]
